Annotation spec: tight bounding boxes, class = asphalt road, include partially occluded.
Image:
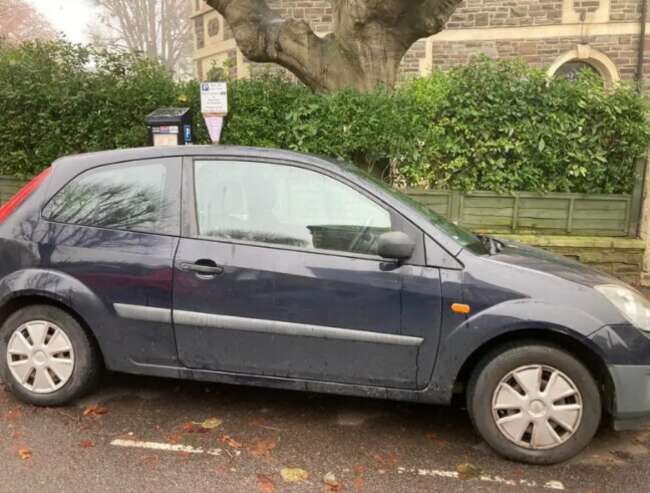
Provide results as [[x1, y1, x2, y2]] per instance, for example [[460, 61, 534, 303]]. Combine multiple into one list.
[[1, 373, 649, 493]]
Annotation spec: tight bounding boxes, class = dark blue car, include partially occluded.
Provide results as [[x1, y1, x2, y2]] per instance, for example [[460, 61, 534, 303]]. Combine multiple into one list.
[[1, 146, 650, 464]]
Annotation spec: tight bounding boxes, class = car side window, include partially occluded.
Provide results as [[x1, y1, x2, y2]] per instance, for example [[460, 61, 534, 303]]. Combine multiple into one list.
[[193, 160, 393, 256], [43, 160, 177, 235]]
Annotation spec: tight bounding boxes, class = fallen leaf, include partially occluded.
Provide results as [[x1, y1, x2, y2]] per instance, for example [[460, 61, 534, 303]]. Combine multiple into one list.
[[280, 468, 309, 483], [425, 432, 447, 447], [456, 463, 482, 480], [324, 472, 343, 491], [180, 422, 209, 434], [6, 408, 23, 421], [142, 455, 160, 471], [201, 417, 223, 430], [352, 465, 366, 475], [79, 440, 95, 449], [257, 474, 275, 492], [371, 452, 399, 466], [353, 477, 364, 490], [250, 439, 277, 458], [167, 433, 183, 444], [83, 404, 108, 418], [220, 434, 243, 449], [18, 447, 32, 460]]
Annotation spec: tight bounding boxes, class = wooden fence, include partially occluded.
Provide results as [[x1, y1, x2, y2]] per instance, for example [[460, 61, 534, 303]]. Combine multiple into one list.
[[0, 177, 26, 206], [408, 190, 639, 237]]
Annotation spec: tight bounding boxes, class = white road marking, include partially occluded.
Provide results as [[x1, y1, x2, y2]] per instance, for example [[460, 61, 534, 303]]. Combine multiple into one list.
[[397, 467, 565, 490], [110, 439, 565, 490], [110, 439, 241, 457]]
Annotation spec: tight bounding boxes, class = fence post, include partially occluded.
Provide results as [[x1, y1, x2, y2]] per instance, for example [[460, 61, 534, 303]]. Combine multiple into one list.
[[629, 156, 647, 238], [449, 191, 463, 224]]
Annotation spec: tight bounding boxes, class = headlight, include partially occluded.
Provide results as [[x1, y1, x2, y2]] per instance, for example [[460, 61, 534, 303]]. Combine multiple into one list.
[[595, 284, 650, 332]]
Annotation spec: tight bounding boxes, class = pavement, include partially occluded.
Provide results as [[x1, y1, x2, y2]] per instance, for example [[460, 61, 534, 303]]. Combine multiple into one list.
[[1, 373, 649, 493]]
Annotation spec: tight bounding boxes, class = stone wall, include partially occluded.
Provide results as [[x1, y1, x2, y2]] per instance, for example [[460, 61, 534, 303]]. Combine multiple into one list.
[[429, 34, 644, 80], [610, 0, 643, 21], [447, 0, 564, 28], [499, 235, 646, 285]]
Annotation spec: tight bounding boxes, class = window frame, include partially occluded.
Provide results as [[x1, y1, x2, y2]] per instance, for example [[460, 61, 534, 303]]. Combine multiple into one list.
[[41, 157, 183, 237], [181, 156, 426, 265]]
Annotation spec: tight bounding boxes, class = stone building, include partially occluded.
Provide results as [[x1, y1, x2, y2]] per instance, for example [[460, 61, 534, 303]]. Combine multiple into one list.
[[190, 0, 650, 88]]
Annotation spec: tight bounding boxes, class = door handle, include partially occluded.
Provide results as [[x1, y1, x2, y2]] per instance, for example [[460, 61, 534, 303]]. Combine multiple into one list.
[[179, 260, 224, 276]]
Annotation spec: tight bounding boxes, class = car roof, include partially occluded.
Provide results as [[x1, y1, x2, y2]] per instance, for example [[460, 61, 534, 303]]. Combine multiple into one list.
[[52, 146, 347, 175]]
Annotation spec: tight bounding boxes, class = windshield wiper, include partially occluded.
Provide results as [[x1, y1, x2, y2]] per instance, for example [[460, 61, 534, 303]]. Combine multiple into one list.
[[478, 235, 504, 255]]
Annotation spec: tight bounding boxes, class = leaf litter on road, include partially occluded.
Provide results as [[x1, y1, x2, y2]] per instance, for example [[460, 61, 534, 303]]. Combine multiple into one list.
[[220, 434, 243, 449], [280, 468, 309, 483], [324, 472, 343, 491], [18, 447, 32, 460], [250, 438, 277, 458], [83, 404, 108, 418], [457, 463, 482, 480], [200, 418, 223, 430], [257, 474, 275, 492]]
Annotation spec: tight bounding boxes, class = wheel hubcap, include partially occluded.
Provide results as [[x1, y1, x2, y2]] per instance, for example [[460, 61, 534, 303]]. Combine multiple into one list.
[[492, 365, 583, 450], [6, 321, 75, 394]]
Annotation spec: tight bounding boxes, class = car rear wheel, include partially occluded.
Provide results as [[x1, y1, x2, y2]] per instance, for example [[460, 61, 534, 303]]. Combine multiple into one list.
[[467, 343, 601, 465], [0, 305, 101, 406]]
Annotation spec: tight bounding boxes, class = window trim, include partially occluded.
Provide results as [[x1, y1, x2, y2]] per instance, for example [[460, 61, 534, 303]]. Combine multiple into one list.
[[41, 157, 183, 237], [181, 156, 427, 265]]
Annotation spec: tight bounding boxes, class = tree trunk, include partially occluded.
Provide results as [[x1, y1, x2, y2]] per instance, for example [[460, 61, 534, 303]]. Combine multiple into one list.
[[205, 0, 462, 92]]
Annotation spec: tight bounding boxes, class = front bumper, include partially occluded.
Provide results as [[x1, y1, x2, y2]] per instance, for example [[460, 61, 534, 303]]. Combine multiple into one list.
[[608, 364, 650, 431]]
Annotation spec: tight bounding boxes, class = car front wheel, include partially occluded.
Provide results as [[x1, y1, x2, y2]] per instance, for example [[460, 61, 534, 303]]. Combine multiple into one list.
[[0, 305, 101, 406], [467, 343, 602, 465]]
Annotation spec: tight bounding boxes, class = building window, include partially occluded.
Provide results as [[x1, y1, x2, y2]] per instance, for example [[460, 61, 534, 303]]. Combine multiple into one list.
[[548, 45, 620, 87], [195, 16, 205, 50], [208, 18, 220, 38], [554, 61, 601, 82]]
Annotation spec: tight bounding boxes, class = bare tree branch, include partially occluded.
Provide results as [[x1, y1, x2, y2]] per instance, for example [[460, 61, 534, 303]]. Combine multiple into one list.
[[91, 0, 192, 75]]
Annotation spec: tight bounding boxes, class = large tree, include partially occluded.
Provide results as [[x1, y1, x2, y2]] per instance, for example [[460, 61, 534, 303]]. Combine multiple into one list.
[[91, 0, 192, 75], [0, 0, 57, 44], [205, 0, 462, 92]]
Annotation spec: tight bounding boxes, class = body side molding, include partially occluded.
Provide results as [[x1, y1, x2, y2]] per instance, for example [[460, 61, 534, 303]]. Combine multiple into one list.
[[175, 310, 423, 347]]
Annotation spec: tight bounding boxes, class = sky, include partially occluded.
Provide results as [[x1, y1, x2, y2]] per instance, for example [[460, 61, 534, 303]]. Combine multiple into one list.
[[26, 0, 97, 43]]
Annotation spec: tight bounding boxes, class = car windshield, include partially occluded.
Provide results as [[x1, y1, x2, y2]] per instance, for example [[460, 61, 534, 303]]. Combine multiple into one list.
[[344, 164, 486, 251]]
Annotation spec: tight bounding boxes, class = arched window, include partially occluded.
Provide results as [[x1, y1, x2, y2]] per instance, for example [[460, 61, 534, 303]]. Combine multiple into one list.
[[554, 60, 601, 82], [548, 45, 620, 86]]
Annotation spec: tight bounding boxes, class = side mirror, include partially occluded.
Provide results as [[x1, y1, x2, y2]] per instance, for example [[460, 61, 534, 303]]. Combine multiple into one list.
[[377, 231, 415, 261]]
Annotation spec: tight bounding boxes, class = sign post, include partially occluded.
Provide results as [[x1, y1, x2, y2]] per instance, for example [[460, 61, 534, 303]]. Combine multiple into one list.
[[200, 82, 228, 144]]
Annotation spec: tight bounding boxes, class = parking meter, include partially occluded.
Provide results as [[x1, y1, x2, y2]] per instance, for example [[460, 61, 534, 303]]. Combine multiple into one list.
[[145, 108, 193, 146]]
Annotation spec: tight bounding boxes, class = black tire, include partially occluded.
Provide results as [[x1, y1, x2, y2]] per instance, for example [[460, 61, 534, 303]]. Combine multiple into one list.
[[0, 305, 101, 406], [467, 342, 601, 465]]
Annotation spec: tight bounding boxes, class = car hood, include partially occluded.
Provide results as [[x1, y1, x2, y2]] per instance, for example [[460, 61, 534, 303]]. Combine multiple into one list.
[[488, 239, 622, 288]]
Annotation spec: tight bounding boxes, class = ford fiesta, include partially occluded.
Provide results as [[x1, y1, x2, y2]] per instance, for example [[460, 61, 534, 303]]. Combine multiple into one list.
[[1, 146, 649, 465]]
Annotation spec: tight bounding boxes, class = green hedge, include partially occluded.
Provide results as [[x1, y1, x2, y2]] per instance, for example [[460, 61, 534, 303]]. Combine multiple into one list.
[[2, 41, 649, 194]]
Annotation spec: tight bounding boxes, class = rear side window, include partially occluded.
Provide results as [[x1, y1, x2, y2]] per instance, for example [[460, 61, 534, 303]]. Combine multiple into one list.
[[43, 160, 177, 235]]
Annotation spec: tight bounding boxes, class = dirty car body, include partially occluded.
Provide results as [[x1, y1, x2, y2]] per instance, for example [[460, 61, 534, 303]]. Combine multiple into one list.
[[1, 146, 649, 464]]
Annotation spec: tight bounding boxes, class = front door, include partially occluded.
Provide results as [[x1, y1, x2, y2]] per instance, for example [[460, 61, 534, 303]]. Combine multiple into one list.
[[172, 158, 435, 389]]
